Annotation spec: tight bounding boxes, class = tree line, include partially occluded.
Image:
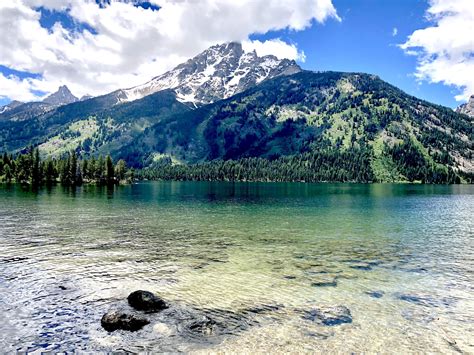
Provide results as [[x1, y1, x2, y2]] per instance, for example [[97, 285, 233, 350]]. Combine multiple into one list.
[[138, 147, 376, 183], [0, 148, 134, 186], [138, 145, 465, 184]]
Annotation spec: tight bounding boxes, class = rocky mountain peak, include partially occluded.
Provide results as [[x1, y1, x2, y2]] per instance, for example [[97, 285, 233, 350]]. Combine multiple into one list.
[[43, 85, 79, 106], [118, 42, 302, 105], [456, 94, 474, 117]]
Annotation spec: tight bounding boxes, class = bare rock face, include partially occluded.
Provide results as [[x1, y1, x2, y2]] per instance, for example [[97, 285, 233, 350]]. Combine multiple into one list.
[[42, 85, 78, 106], [456, 95, 474, 117], [127, 290, 168, 312], [101, 310, 150, 332]]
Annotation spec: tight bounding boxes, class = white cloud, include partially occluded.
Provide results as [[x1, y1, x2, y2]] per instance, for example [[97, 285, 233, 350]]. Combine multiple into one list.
[[0, 73, 38, 102], [392, 27, 398, 37], [400, 0, 474, 101], [0, 0, 339, 102], [242, 39, 306, 62]]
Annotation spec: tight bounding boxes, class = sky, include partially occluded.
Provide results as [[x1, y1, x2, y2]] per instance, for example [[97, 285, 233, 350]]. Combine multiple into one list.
[[0, 0, 473, 109]]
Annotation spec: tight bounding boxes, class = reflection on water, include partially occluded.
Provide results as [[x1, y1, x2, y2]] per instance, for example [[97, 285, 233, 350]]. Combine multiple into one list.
[[0, 182, 473, 353]]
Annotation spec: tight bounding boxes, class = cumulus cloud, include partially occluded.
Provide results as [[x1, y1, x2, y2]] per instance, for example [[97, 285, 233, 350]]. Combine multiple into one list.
[[242, 39, 306, 62], [392, 27, 398, 37], [400, 0, 474, 101], [0, 0, 339, 101], [0, 73, 38, 102]]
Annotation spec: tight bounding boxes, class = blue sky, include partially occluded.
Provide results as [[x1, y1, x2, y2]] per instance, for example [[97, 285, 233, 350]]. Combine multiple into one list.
[[251, 0, 462, 108], [0, 0, 472, 108]]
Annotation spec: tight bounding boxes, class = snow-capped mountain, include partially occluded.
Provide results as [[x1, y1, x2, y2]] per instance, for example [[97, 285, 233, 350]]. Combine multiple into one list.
[[43, 85, 79, 106], [115, 42, 302, 105]]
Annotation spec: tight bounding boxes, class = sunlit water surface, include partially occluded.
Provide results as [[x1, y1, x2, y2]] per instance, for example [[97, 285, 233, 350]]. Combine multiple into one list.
[[0, 182, 473, 353]]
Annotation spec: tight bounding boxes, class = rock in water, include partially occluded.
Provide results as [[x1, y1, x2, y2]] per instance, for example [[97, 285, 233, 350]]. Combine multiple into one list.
[[302, 306, 352, 326], [366, 290, 384, 298], [187, 315, 218, 336], [101, 310, 150, 332], [127, 290, 168, 312]]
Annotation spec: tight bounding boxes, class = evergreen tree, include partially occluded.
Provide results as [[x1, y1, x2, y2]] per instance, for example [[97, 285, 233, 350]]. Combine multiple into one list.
[[82, 159, 89, 181], [106, 155, 115, 184], [89, 156, 97, 182], [44, 158, 57, 184], [4, 164, 12, 183], [96, 155, 104, 183], [70, 151, 78, 185], [115, 159, 126, 182], [60, 155, 71, 185], [15, 154, 31, 184], [31, 148, 41, 185]]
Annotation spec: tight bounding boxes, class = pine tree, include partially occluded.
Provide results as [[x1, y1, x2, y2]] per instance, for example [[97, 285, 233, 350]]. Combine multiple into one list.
[[44, 158, 56, 184], [70, 151, 77, 185], [106, 155, 115, 184], [115, 159, 126, 182], [96, 155, 104, 183], [31, 148, 41, 185], [60, 155, 71, 185], [89, 156, 97, 182], [82, 159, 89, 181], [4, 164, 12, 183]]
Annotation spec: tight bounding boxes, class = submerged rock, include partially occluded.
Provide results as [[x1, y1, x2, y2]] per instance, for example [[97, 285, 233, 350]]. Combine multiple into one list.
[[153, 322, 174, 336], [127, 290, 168, 312], [395, 293, 453, 307], [302, 306, 352, 326], [244, 303, 284, 315], [101, 310, 150, 332], [366, 290, 384, 298], [311, 279, 337, 287], [187, 315, 218, 336], [350, 264, 372, 271]]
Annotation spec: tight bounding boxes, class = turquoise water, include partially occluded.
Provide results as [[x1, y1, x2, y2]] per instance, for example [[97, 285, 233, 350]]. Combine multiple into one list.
[[0, 182, 473, 353]]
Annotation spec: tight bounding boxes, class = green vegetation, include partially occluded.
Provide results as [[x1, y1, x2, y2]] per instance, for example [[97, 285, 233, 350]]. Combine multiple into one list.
[[0, 148, 134, 186]]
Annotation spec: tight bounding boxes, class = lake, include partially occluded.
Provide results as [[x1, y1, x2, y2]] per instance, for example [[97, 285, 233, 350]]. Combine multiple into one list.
[[0, 182, 473, 353]]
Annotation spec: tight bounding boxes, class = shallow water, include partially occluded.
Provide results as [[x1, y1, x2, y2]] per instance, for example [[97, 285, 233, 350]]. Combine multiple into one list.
[[0, 182, 473, 353]]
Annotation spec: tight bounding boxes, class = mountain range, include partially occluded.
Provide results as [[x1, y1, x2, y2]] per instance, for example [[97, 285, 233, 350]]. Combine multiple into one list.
[[0, 42, 472, 182]]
